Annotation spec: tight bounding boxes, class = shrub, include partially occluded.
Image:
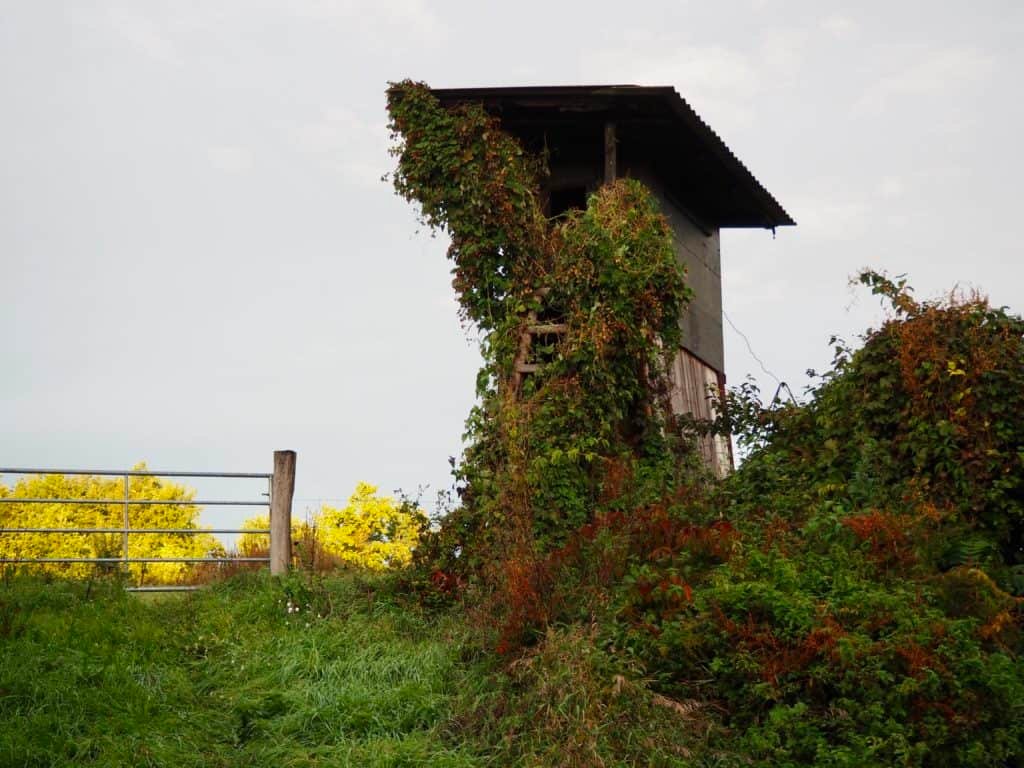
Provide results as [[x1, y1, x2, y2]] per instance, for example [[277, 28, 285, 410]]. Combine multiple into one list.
[[589, 275, 1024, 765], [240, 482, 426, 572]]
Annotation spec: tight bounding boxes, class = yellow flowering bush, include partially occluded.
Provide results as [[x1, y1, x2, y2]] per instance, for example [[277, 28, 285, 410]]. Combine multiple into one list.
[[316, 482, 425, 570], [239, 482, 425, 571], [235, 514, 310, 557]]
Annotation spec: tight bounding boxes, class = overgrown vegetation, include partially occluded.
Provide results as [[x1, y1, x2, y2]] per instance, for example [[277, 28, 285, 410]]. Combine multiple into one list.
[[386, 81, 1024, 765], [8, 276, 1017, 765], [662, 274, 1024, 764], [2, 82, 1022, 767]]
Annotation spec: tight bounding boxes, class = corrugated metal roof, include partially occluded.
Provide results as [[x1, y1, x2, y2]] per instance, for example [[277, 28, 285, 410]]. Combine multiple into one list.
[[431, 85, 794, 229]]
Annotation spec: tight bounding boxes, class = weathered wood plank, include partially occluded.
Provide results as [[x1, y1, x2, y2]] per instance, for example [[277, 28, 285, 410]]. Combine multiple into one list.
[[270, 450, 296, 575]]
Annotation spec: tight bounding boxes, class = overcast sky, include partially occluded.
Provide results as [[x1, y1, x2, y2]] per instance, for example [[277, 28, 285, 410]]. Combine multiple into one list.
[[2, 1, 1022, 528]]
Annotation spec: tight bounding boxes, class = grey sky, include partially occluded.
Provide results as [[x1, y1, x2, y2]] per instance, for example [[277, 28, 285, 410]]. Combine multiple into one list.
[[2, 1, 1022, 528]]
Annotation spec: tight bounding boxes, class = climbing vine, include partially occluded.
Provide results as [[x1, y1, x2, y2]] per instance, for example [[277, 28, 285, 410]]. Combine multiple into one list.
[[387, 80, 694, 624]]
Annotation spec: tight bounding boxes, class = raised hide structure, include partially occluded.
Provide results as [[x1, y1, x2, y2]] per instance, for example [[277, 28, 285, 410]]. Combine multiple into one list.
[[432, 86, 794, 476]]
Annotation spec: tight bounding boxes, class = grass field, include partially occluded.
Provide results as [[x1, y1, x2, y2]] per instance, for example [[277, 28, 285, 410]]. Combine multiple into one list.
[[0, 572, 482, 768]]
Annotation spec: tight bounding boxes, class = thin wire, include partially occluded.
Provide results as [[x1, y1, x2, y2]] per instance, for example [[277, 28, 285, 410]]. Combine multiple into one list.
[[723, 310, 798, 406], [723, 310, 781, 385]]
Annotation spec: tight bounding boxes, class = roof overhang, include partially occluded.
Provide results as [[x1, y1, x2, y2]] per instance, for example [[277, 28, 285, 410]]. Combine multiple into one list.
[[431, 85, 794, 229]]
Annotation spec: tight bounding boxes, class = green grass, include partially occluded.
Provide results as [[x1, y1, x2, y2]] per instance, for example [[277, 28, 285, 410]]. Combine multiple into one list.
[[0, 572, 711, 767], [0, 572, 481, 768]]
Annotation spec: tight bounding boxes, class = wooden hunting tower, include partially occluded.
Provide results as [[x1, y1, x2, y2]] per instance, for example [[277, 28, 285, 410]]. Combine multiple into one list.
[[433, 86, 794, 475]]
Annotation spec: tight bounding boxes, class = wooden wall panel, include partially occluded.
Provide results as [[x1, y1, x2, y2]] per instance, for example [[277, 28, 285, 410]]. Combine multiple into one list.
[[668, 348, 733, 477]]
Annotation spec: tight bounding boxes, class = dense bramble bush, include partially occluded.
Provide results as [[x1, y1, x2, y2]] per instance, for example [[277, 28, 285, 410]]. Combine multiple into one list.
[[575, 276, 1024, 765]]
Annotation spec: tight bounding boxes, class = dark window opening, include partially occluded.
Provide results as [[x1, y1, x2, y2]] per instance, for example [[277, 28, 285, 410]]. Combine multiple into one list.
[[548, 186, 588, 217]]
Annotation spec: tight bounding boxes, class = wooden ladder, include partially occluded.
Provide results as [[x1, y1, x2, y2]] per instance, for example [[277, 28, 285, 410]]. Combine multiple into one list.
[[512, 311, 568, 393]]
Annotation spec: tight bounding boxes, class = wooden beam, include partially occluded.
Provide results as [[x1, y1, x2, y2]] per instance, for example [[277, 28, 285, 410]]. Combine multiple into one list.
[[604, 122, 617, 184]]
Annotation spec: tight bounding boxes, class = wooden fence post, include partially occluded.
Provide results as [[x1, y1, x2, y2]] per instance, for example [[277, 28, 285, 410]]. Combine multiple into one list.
[[270, 450, 296, 575]]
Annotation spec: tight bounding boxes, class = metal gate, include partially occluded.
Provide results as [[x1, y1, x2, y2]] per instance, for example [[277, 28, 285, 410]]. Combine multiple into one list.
[[0, 450, 295, 592]]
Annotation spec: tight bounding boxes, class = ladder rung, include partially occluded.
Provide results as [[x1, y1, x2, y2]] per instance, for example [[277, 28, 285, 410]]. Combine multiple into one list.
[[527, 323, 568, 335]]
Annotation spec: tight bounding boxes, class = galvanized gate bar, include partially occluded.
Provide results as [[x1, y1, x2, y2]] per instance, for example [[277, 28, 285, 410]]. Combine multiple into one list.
[[0, 456, 292, 586], [0, 498, 270, 505], [0, 528, 271, 534], [0, 468, 272, 478], [122, 475, 129, 570], [2, 557, 270, 563]]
